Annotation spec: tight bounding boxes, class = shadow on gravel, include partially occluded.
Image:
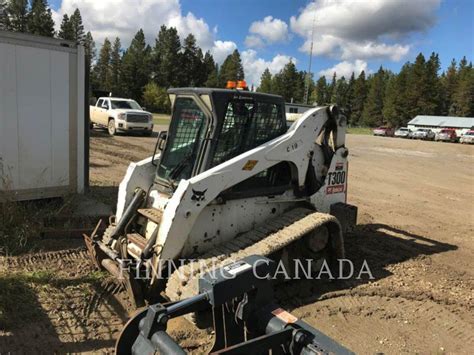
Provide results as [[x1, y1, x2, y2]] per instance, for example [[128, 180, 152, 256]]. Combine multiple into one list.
[[0, 273, 119, 352], [276, 223, 457, 308]]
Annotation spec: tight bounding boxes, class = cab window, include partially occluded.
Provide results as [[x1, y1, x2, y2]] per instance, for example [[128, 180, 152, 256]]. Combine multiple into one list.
[[157, 98, 207, 182]]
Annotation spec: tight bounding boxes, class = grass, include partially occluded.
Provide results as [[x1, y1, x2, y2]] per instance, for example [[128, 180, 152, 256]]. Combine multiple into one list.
[[0, 194, 79, 256], [0, 199, 46, 256], [153, 113, 170, 126], [347, 126, 373, 135]]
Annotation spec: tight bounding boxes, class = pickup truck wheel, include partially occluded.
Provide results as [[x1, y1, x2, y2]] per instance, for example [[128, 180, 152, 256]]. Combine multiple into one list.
[[108, 119, 116, 136]]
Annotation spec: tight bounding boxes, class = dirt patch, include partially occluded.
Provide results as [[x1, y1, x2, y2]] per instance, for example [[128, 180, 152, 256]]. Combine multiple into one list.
[[1, 132, 473, 353]]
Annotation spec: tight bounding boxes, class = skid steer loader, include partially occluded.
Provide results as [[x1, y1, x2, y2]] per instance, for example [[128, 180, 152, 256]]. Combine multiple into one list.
[[85, 84, 357, 309]]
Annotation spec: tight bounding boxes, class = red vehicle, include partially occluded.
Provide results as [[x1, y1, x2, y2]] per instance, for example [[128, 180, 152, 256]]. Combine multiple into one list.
[[435, 128, 457, 142], [373, 126, 395, 137]]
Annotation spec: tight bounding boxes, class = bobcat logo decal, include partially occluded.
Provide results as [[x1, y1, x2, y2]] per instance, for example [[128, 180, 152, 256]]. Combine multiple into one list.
[[191, 188, 207, 201]]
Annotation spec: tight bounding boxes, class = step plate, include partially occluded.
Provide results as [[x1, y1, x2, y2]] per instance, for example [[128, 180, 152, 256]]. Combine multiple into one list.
[[137, 208, 163, 225]]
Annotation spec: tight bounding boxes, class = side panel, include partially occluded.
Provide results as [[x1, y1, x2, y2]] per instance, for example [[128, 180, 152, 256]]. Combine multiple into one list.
[[16, 45, 52, 189], [182, 197, 296, 256], [0, 43, 20, 190], [0, 35, 84, 200], [51, 50, 70, 187]]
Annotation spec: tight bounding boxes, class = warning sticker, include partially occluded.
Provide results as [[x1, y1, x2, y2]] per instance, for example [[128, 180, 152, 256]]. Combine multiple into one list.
[[271, 308, 298, 324], [327, 185, 345, 194], [223, 261, 252, 276], [242, 160, 258, 171]]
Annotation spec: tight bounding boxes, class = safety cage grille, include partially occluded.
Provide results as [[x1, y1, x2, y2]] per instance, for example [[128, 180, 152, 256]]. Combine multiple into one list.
[[211, 98, 286, 167]]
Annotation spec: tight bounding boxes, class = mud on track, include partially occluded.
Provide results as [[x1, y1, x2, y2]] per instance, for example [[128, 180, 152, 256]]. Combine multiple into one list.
[[1, 131, 473, 353]]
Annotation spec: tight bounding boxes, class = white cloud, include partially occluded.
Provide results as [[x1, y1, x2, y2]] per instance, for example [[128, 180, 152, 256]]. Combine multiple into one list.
[[301, 35, 410, 61], [53, 0, 222, 53], [245, 16, 289, 48], [290, 0, 440, 61], [168, 12, 215, 50], [241, 49, 295, 88], [244, 35, 265, 48], [211, 40, 237, 64], [318, 60, 369, 79]]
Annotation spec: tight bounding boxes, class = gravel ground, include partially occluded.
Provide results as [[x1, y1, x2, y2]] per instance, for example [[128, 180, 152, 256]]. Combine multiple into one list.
[[1, 130, 472, 354]]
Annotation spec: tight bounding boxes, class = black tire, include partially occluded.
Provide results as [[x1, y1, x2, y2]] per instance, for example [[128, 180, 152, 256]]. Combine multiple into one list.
[[143, 130, 153, 137], [89, 122, 94, 130], [108, 119, 116, 136]]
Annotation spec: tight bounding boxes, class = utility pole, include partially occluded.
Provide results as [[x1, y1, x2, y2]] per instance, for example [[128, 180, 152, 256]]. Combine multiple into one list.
[[303, 16, 315, 105]]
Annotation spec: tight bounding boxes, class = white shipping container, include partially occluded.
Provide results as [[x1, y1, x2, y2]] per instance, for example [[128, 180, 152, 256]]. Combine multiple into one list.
[[0, 31, 86, 201]]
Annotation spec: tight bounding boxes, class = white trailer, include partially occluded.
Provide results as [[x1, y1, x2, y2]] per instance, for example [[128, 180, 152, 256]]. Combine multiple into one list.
[[0, 31, 86, 201]]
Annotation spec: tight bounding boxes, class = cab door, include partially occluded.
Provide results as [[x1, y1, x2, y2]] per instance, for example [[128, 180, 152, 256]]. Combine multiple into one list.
[[99, 99, 110, 125]]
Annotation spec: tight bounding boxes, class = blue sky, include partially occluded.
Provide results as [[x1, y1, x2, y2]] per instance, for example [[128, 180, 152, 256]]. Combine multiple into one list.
[[50, 0, 473, 86]]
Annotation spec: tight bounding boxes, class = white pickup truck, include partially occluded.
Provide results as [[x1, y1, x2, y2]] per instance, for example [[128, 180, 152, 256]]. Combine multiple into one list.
[[90, 97, 154, 136]]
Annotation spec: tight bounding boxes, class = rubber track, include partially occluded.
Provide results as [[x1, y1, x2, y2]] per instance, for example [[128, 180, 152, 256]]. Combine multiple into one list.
[[165, 207, 340, 301]]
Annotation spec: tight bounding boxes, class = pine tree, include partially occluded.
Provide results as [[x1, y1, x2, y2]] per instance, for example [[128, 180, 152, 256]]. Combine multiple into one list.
[[328, 73, 337, 103], [315, 76, 328, 105], [153, 25, 182, 87], [69, 8, 85, 44], [58, 14, 74, 40], [110, 37, 122, 96], [442, 59, 458, 115], [451, 57, 474, 116], [405, 53, 431, 118], [425, 52, 442, 115], [345, 72, 356, 122], [271, 61, 303, 102], [383, 63, 410, 127], [332, 76, 348, 109], [362, 67, 386, 126], [27, 0, 54, 37], [258, 68, 272, 93], [219, 49, 244, 86], [0, 0, 10, 30], [93, 37, 112, 92], [84, 31, 96, 64], [83, 31, 95, 97], [4, 0, 28, 32], [121, 29, 151, 100], [351, 71, 367, 125], [202, 51, 218, 87], [181, 33, 202, 86]]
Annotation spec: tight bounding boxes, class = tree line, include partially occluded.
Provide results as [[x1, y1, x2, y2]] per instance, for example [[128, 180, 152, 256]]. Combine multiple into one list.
[[258, 53, 473, 127], [91, 27, 244, 113], [1, 0, 472, 123], [0, 0, 245, 113]]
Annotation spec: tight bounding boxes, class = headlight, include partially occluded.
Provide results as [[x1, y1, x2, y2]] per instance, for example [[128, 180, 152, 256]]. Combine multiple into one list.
[[118, 113, 127, 120]]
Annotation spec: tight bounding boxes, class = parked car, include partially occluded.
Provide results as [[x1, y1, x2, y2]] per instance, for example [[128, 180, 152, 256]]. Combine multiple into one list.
[[90, 97, 154, 136], [394, 127, 412, 138], [411, 128, 435, 140], [435, 128, 458, 142], [373, 126, 395, 137], [460, 130, 474, 144]]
